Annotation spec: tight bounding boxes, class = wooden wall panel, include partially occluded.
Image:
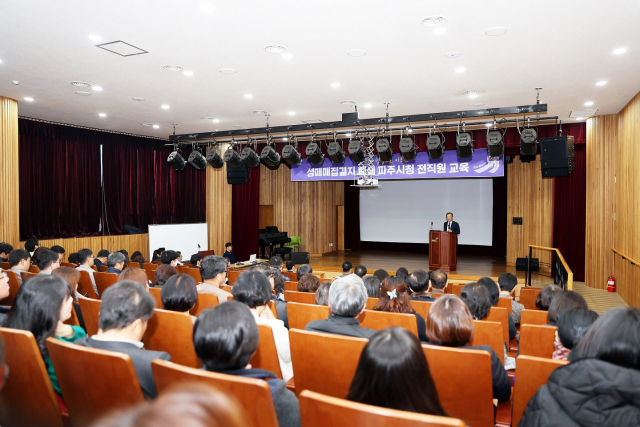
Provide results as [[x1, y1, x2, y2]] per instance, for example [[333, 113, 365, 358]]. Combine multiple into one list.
[[20, 234, 149, 263], [506, 157, 553, 274], [259, 165, 344, 255], [206, 145, 232, 255], [0, 97, 20, 248]]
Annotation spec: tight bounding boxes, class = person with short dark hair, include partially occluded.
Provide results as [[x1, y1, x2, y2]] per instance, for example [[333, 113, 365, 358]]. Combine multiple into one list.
[[520, 308, 640, 426], [193, 302, 300, 427], [67, 253, 79, 264], [50, 245, 66, 263], [24, 238, 39, 256], [296, 264, 312, 281], [285, 261, 295, 272], [190, 254, 203, 267], [429, 269, 448, 294], [547, 290, 588, 326], [297, 273, 320, 293], [497, 273, 524, 324], [395, 267, 409, 280], [223, 243, 237, 265], [232, 271, 293, 381], [425, 295, 511, 401], [131, 251, 146, 268], [373, 276, 427, 342], [341, 261, 353, 276], [263, 267, 288, 329], [161, 274, 198, 323], [106, 252, 126, 274], [160, 250, 179, 267], [0, 243, 13, 263], [8, 249, 30, 285], [38, 249, 60, 274], [154, 264, 177, 288], [347, 327, 447, 415], [459, 282, 492, 320], [269, 256, 290, 282], [444, 212, 460, 234], [94, 249, 110, 272], [314, 282, 331, 306], [552, 308, 599, 361], [406, 270, 433, 301], [478, 277, 516, 340], [75, 281, 171, 399], [76, 248, 98, 296], [363, 276, 381, 298], [197, 256, 231, 301], [354, 265, 367, 278], [152, 248, 165, 262], [373, 269, 389, 282], [535, 284, 563, 311]]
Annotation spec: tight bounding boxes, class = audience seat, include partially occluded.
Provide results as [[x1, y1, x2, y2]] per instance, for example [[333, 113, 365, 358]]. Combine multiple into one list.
[[151, 359, 279, 427], [228, 270, 242, 285], [77, 297, 101, 336], [0, 328, 64, 427], [432, 293, 446, 299], [410, 300, 432, 320], [98, 265, 108, 272], [519, 324, 557, 358], [495, 297, 513, 316], [28, 265, 40, 273], [20, 271, 37, 283], [249, 324, 283, 379], [64, 305, 81, 327], [512, 355, 568, 427], [422, 344, 494, 427], [284, 290, 316, 304], [60, 262, 76, 268], [286, 302, 330, 330], [289, 329, 368, 397], [283, 271, 297, 281], [143, 263, 158, 285], [148, 287, 163, 309], [519, 287, 541, 310], [0, 270, 20, 306], [299, 390, 465, 427], [177, 266, 202, 283], [357, 310, 419, 337], [77, 270, 99, 299], [46, 338, 144, 426], [189, 293, 219, 317], [520, 309, 549, 326], [94, 272, 118, 296], [0, 262, 8, 270], [221, 284, 233, 294], [143, 309, 200, 369], [267, 300, 278, 318], [285, 281, 299, 291], [469, 320, 505, 365], [486, 306, 509, 343], [451, 284, 464, 296], [365, 297, 378, 310]]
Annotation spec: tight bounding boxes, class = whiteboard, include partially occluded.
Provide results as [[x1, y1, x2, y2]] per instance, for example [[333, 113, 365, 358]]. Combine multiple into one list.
[[148, 223, 209, 261], [359, 179, 493, 246]]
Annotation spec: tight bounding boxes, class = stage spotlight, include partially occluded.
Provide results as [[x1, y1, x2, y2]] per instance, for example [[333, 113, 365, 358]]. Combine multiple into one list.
[[168, 149, 187, 171], [520, 128, 538, 156], [426, 135, 444, 159], [206, 147, 224, 169], [327, 141, 346, 164], [240, 146, 260, 167], [282, 144, 301, 167], [376, 138, 393, 162], [486, 130, 504, 157], [223, 146, 242, 168], [399, 137, 417, 161], [188, 149, 207, 170], [260, 144, 281, 169], [456, 132, 473, 159], [348, 139, 365, 163], [305, 142, 325, 165]]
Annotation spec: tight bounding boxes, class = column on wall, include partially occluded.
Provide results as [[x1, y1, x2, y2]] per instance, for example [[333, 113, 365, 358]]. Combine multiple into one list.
[[0, 97, 20, 247], [206, 144, 232, 255]]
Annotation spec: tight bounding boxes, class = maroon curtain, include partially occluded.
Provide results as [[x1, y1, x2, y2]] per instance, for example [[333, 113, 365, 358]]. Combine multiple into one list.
[[344, 181, 361, 250], [552, 145, 586, 281], [232, 166, 260, 261]]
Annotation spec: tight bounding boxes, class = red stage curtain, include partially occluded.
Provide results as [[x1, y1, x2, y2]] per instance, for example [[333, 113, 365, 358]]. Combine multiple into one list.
[[232, 166, 260, 261], [344, 181, 361, 250]]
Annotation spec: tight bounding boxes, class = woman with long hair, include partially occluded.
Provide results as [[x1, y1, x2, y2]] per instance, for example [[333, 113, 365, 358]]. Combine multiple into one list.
[[372, 276, 427, 342], [347, 327, 446, 415]]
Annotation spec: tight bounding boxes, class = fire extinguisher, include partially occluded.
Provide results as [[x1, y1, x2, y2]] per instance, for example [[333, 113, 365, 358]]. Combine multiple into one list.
[[607, 276, 616, 293]]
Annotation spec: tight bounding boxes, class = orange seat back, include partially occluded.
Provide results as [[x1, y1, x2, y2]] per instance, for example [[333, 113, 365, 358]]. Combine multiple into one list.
[[520, 309, 549, 326], [286, 302, 330, 330], [283, 271, 297, 281], [284, 281, 299, 291], [0, 262, 8, 270], [519, 324, 557, 358], [77, 270, 99, 299], [60, 262, 76, 268], [249, 324, 283, 379], [143, 263, 158, 285], [228, 270, 242, 285], [190, 293, 219, 317], [469, 320, 505, 365], [450, 284, 464, 296], [357, 310, 418, 337], [143, 309, 200, 368], [148, 287, 163, 309], [0, 270, 20, 306], [64, 305, 81, 327], [365, 297, 378, 310], [410, 300, 433, 320], [496, 297, 513, 316], [284, 290, 316, 304], [21, 271, 37, 283], [177, 266, 202, 283], [267, 300, 278, 318], [28, 265, 40, 273], [486, 306, 509, 343], [77, 297, 101, 336], [220, 284, 233, 294], [94, 272, 118, 296], [98, 265, 108, 272], [519, 287, 541, 310]]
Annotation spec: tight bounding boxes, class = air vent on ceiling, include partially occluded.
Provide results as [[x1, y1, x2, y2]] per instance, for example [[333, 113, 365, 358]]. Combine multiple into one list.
[[569, 109, 598, 118], [264, 45, 286, 54], [253, 110, 267, 115], [97, 41, 148, 57], [71, 81, 91, 87], [341, 100, 356, 106], [75, 91, 91, 96], [422, 16, 447, 26], [132, 97, 146, 101], [163, 64, 183, 71]]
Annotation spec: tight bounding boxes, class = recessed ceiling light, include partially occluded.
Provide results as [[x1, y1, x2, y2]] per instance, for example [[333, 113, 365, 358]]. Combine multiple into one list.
[[215, 129, 219, 131], [473, 103, 485, 107], [163, 64, 184, 72], [220, 68, 237, 74], [432, 27, 447, 35], [183, 71, 193, 76], [422, 16, 447, 26], [282, 137, 288, 141], [444, 52, 461, 58], [92, 86, 102, 92], [364, 103, 372, 108], [469, 94, 478, 99], [12, 80, 19, 85], [212, 119, 220, 123], [340, 100, 356, 106], [463, 90, 479, 98], [132, 97, 145, 101], [152, 124, 160, 129], [613, 47, 627, 55], [484, 26, 508, 36], [347, 49, 367, 57], [89, 35, 102, 42], [331, 82, 340, 88], [575, 117, 584, 121], [75, 91, 91, 96], [141, 123, 153, 126], [282, 53, 293, 60], [584, 101, 594, 106], [244, 94, 253, 99], [24, 97, 34, 102], [455, 67, 466, 73], [596, 80, 607, 86], [161, 104, 170, 109], [200, 3, 215, 13], [98, 113, 106, 117], [71, 81, 91, 87], [253, 110, 267, 114], [289, 111, 295, 116], [264, 45, 286, 54]]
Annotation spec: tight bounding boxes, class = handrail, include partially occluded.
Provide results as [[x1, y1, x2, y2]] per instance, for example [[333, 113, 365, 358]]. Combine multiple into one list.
[[611, 248, 640, 266], [528, 245, 573, 290]]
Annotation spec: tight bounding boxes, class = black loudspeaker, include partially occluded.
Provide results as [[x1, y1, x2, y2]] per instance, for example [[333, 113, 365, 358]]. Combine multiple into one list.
[[540, 135, 575, 177], [515, 257, 539, 272], [291, 252, 310, 264], [226, 162, 250, 184]]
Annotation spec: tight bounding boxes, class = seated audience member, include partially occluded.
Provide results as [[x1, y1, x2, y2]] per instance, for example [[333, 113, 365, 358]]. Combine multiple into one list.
[[406, 269, 433, 301], [520, 308, 640, 426], [160, 250, 179, 267], [363, 276, 381, 298], [131, 251, 146, 268], [190, 254, 203, 267], [76, 248, 98, 295], [151, 248, 164, 262], [296, 264, 312, 281], [341, 261, 353, 277], [119, 250, 129, 269], [75, 281, 170, 399], [459, 282, 492, 321], [547, 290, 588, 326], [24, 237, 39, 257], [429, 269, 448, 295], [535, 284, 563, 311], [67, 252, 79, 265], [297, 273, 320, 293], [285, 261, 295, 272], [91, 383, 248, 427], [232, 271, 293, 381], [478, 277, 516, 340], [197, 256, 231, 301], [425, 295, 511, 401], [30, 246, 48, 268], [269, 256, 290, 282], [2, 275, 86, 396], [315, 282, 332, 306], [265, 267, 288, 328], [553, 308, 599, 361], [118, 267, 150, 288], [154, 264, 177, 288], [395, 267, 409, 281], [8, 249, 31, 285], [373, 276, 427, 342], [176, 251, 183, 266], [50, 245, 66, 263], [305, 275, 376, 339], [497, 273, 524, 324], [52, 267, 81, 299], [161, 274, 198, 323], [0, 243, 13, 263], [354, 264, 367, 278], [347, 327, 447, 415], [0, 269, 11, 321], [38, 249, 61, 274], [106, 252, 126, 274], [93, 249, 110, 271], [222, 242, 237, 265], [194, 302, 300, 427]]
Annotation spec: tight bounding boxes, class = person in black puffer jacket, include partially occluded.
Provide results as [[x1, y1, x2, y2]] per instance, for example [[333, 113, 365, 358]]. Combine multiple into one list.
[[519, 307, 640, 427]]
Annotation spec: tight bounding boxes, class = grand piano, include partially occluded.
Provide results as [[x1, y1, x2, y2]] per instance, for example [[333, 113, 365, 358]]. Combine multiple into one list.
[[259, 226, 291, 259]]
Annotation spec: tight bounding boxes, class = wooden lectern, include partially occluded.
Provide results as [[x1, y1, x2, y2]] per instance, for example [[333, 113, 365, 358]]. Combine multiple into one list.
[[429, 230, 457, 271]]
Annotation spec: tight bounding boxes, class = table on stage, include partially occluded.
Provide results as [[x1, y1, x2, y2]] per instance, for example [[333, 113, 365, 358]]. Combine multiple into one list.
[[230, 259, 268, 269], [429, 230, 457, 271]]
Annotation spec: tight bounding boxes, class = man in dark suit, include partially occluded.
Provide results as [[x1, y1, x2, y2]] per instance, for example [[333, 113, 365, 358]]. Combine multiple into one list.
[[305, 275, 376, 339], [105, 252, 126, 274], [75, 281, 171, 399], [443, 212, 461, 234]]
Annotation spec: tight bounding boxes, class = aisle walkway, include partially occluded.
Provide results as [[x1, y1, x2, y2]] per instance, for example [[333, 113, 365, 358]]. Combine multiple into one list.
[[572, 281, 629, 314]]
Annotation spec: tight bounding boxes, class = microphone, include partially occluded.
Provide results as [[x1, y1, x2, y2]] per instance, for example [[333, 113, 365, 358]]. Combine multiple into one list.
[[198, 244, 201, 249], [430, 222, 433, 230]]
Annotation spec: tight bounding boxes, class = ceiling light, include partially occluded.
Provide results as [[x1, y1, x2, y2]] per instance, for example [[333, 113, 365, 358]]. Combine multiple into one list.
[[345, 133, 352, 137], [260, 145, 281, 169], [213, 119, 220, 123], [141, 123, 153, 126], [444, 52, 461, 58], [12, 81, 19, 85], [183, 71, 193, 76], [584, 101, 594, 106], [75, 91, 91, 96], [92, 86, 102, 92], [152, 124, 160, 129], [71, 81, 91, 87], [24, 97, 34, 102], [206, 148, 224, 169], [463, 90, 479, 99], [422, 16, 447, 26], [253, 110, 267, 114], [376, 138, 393, 162], [219, 68, 237, 74], [484, 26, 508, 36], [487, 131, 504, 157], [364, 103, 372, 108], [485, 123, 492, 127], [282, 53, 293, 60], [244, 94, 253, 99], [348, 140, 365, 163], [289, 111, 295, 116], [264, 45, 286, 54], [282, 144, 301, 167], [223, 147, 242, 168], [200, 3, 215, 12], [168, 149, 187, 171], [305, 142, 325, 165], [328, 141, 346, 164], [282, 137, 288, 141], [347, 49, 367, 57], [163, 65, 183, 71], [188, 149, 208, 170], [520, 128, 538, 156], [613, 47, 627, 55], [473, 103, 485, 107], [201, 117, 215, 120], [455, 67, 466, 73], [132, 97, 145, 101], [596, 81, 607, 86], [89, 35, 102, 42], [331, 82, 340, 88], [241, 146, 260, 167], [98, 113, 106, 117], [399, 138, 417, 161], [456, 133, 474, 158], [427, 135, 444, 159], [469, 93, 478, 99], [576, 117, 584, 121], [161, 104, 170, 109], [433, 27, 447, 35]]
